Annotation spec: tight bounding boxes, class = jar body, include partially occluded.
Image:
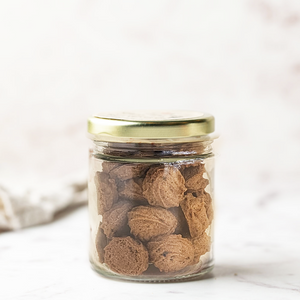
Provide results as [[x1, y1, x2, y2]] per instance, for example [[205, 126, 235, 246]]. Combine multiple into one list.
[[88, 140, 215, 282]]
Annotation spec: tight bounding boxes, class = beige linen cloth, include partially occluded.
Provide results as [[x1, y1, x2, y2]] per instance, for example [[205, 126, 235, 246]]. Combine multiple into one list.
[[0, 175, 87, 231]]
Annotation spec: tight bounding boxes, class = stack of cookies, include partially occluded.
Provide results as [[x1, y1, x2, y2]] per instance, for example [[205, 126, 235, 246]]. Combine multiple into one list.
[[94, 160, 213, 276]]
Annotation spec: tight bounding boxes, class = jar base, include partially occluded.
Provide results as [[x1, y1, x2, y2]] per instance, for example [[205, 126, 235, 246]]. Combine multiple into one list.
[[90, 261, 214, 283]]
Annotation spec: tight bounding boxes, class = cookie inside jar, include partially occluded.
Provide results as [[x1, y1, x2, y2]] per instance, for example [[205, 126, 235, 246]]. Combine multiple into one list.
[[93, 158, 213, 277]]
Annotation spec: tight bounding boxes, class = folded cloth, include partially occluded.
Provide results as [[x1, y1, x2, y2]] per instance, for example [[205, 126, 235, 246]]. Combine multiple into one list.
[[0, 174, 87, 231]]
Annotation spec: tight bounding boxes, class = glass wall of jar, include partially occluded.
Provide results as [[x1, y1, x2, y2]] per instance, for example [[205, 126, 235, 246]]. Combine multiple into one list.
[[87, 111, 216, 282]]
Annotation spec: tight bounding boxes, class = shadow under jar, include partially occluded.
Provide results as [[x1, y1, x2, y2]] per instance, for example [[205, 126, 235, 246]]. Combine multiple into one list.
[[87, 111, 216, 282]]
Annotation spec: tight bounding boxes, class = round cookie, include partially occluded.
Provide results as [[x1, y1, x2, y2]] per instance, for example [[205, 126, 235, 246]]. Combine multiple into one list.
[[142, 165, 186, 208], [101, 200, 135, 238], [128, 206, 177, 242], [104, 237, 149, 276], [147, 234, 194, 272]]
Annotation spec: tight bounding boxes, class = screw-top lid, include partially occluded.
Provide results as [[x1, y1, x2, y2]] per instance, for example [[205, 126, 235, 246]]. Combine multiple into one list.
[[88, 111, 215, 142]]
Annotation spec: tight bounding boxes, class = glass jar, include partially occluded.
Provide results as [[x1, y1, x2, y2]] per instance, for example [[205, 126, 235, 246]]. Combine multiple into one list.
[[87, 111, 216, 282]]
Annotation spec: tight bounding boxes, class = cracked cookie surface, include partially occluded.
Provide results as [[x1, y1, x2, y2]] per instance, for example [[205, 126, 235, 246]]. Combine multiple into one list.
[[180, 193, 209, 238], [147, 234, 194, 272], [128, 206, 177, 242], [101, 200, 135, 238], [104, 236, 149, 276], [94, 172, 118, 215], [191, 232, 211, 264], [142, 166, 186, 208]]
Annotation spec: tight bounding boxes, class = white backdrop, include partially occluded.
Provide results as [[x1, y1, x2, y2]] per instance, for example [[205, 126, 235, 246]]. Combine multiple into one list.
[[1, 0, 300, 195]]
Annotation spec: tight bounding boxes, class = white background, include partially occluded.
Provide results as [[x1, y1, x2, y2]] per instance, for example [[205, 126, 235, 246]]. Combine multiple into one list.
[[0, 1, 300, 299]]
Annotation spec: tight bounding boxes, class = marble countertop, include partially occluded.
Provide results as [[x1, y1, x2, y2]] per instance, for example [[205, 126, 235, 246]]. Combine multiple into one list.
[[1, 187, 299, 300]]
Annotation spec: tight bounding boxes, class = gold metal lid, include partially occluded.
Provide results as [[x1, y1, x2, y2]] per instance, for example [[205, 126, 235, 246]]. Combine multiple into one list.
[[88, 111, 215, 141]]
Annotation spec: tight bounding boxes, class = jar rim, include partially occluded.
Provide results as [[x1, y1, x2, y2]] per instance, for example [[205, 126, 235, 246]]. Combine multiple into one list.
[[88, 110, 215, 141]]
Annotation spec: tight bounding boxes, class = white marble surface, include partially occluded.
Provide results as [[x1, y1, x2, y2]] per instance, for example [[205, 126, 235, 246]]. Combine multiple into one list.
[[1, 186, 299, 300]]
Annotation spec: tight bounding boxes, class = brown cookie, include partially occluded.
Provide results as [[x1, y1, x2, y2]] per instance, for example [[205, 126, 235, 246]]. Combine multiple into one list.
[[180, 193, 209, 238], [142, 166, 186, 208], [128, 206, 177, 242], [102, 161, 120, 173], [191, 232, 211, 264], [109, 164, 149, 181], [104, 236, 149, 276], [181, 161, 209, 190], [203, 191, 214, 225], [169, 207, 190, 237], [94, 172, 118, 215], [205, 200, 214, 225], [186, 176, 209, 191], [101, 200, 135, 238], [95, 227, 109, 263], [190, 190, 214, 225], [178, 142, 205, 156], [180, 160, 205, 179], [147, 234, 194, 272], [118, 178, 145, 201]]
